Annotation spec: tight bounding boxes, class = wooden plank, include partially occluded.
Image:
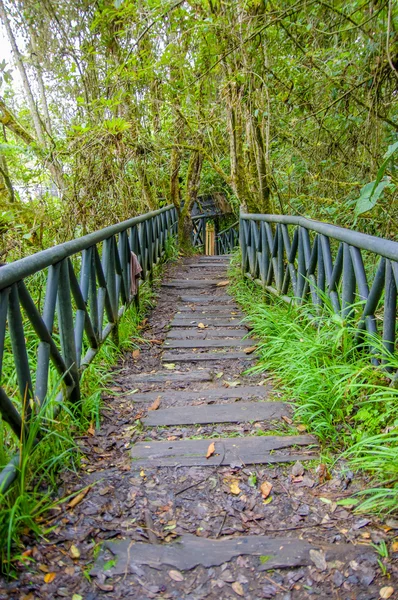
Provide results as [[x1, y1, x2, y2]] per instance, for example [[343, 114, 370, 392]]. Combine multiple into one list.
[[143, 401, 289, 426], [167, 329, 246, 339], [129, 386, 270, 403], [92, 534, 371, 576], [164, 339, 254, 349], [131, 435, 317, 467], [126, 370, 213, 383], [162, 351, 255, 362]]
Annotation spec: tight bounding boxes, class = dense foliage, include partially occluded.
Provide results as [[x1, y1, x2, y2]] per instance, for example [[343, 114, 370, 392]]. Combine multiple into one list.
[[0, 0, 397, 257]]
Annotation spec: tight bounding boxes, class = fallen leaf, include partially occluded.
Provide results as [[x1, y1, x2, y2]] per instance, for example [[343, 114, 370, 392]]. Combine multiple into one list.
[[148, 339, 162, 345], [140, 470, 146, 477], [132, 349, 140, 360], [317, 463, 331, 483], [231, 581, 244, 596], [39, 564, 49, 573], [44, 572, 56, 583], [64, 566, 75, 576], [282, 415, 293, 425], [291, 461, 305, 478], [197, 322, 208, 329], [380, 587, 394, 599], [148, 396, 161, 411], [309, 549, 327, 571], [72, 595, 83, 600], [168, 569, 184, 582], [392, 541, 398, 552], [87, 421, 95, 436], [67, 487, 90, 509], [216, 372, 224, 378], [216, 280, 229, 287], [297, 424, 307, 432], [164, 363, 176, 369], [386, 518, 398, 529], [224, 380, 241, 388], [260, 481, 273, 499], [230, 481, 241, 495], [69, 544, 80, 559], [206, 442, 215, 459], [94, 584, 113, 592], [243, 346, 256, 354]]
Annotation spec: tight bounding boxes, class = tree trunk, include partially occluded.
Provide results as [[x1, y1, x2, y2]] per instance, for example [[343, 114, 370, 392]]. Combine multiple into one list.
[[0, 154, 15, 202], [178, 150, 203, 251], [0, 0, 46, 146]]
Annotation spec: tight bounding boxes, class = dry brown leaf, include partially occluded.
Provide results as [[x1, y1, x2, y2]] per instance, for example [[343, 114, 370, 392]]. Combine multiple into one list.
[[380, 587, 394, 599], [69, 544, 80, 559], [197, 322, 207, 329], [148, 395, 161, 411], [38, 564, 49, 573], [67, 487, 90, 509], [216, 280, 229, 287], [230, 481, 241, 495], [231, 581, 244, 596], [168, 569, 184, 582], [64, 566, 75, 576], [87, 421, 95, 436], [282, 415, 293, 425], [148, 339, 162, 345], [132, 349, 140, 360], [206, 442, 215, 459], [392, 541, 398, 552], [260, 481, 273, 499], [243, 346, 256, 354], [316, 463, 331, 483], [44, 572, 56, 584]]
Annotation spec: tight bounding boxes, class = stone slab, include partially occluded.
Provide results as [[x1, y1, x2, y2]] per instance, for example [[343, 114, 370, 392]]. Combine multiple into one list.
[[129, 386, 270, 403], [164, 339, 254, 349], [162, 280, 226, 288], [162, 351, 255, 362], [143, 401, 289, 426], [127, 370, 213, 383], [92, 534, 372, 575], [178, 295, 232, 303], [167, 329, 246, 339], [131, 435, 317, 467]]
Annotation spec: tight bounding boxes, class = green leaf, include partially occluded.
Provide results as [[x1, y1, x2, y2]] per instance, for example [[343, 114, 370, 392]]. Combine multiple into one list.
[[354, 177, 392, 217], [336, 498, 359, 507]]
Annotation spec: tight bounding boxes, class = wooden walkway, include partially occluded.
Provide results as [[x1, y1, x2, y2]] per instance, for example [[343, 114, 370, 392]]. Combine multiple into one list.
[[90, 256, 375, 597]]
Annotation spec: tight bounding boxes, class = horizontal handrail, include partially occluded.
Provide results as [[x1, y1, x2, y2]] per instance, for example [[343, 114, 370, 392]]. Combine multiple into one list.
[[240, 212, 398, 372], [0, 205, 174, 290], [216, 220, 239, 237], [240, 212, 398, 262], [0, 204, 178, 492]]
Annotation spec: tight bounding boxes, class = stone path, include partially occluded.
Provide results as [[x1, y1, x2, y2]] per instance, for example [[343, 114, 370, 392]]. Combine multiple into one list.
[[4, 255, 392, 600]]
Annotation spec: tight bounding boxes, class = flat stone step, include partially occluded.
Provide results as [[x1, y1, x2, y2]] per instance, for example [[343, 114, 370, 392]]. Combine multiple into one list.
[[129, 386, 270, 403], [143, 401, 289, 426], [162, 280, 226, 288], [164, 339, 254, 349], [127, 370, 213, 383], [162, 351, 255, 362], [167, 329, 247, 339], [176, 306, 242, 313], [131, 435, 317, 467], [178, 295, 232, 303], [92, 534, 372, 576], [174, 312, 243, 319], [171, 320, 246, 328]]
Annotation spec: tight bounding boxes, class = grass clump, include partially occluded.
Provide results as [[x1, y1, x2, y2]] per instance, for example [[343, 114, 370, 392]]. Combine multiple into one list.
[[228, 254, 398, 515]]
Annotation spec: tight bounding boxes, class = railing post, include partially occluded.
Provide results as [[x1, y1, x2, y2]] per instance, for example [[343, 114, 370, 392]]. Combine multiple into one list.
[[57, 259, 80, 406]]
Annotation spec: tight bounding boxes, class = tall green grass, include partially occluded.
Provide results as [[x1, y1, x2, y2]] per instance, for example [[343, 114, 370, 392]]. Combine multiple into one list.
[[229, 256, 398, 515]]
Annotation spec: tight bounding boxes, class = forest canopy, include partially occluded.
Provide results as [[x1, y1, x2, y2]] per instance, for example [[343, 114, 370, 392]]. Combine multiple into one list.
[[0, 0, 397, 257]]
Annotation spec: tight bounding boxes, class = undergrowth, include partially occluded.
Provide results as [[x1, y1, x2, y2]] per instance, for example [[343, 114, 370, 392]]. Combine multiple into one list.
[[228, 253, 398, 516], [0, 238, 178, 574]]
